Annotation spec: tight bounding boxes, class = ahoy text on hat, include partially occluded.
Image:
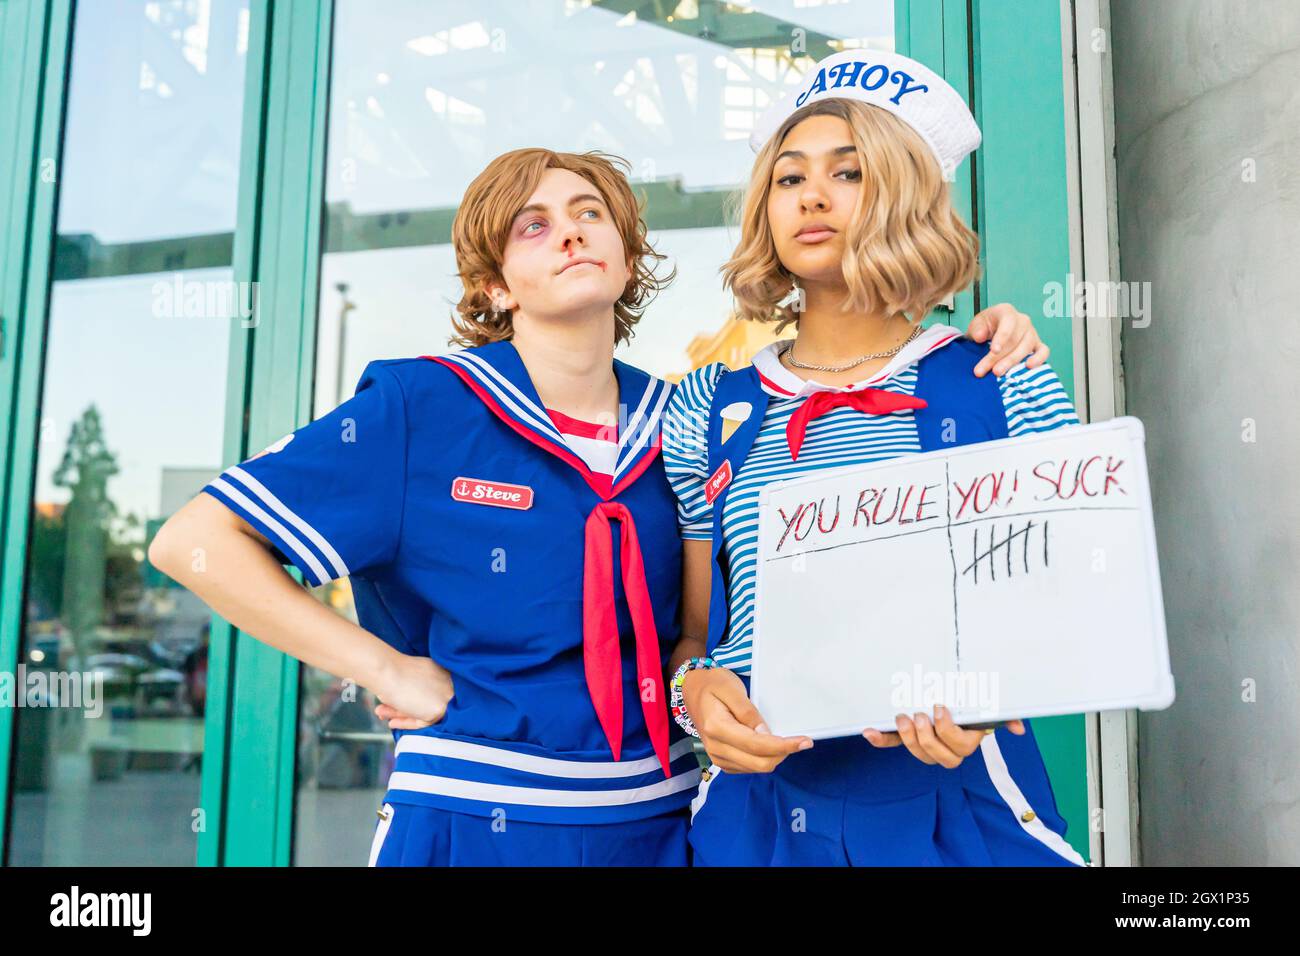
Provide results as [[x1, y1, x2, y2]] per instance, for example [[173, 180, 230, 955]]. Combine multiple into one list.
[[750, 49, 981, 180]]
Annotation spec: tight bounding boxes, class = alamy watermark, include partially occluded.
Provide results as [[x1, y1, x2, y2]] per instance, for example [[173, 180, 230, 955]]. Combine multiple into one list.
[[1, 666, 104, 718], [151, 273, 258, 327], [889, 664, 1000, 718], [1044, 271, 1151, 328], [50, 885, 150, 935]]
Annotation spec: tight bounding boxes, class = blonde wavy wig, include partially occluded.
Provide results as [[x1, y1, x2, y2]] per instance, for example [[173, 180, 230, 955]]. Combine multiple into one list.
[[722, 98, 980, 332], [449, 148, 673, 348]]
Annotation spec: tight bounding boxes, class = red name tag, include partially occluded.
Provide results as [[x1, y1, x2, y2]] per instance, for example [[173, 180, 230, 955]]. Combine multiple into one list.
[[704, 460, 733, 505], [451, 477, 534, 510]]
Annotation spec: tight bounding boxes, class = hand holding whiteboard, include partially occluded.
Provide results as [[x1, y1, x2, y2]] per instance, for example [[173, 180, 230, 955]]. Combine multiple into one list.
[[748, 416, 1175, 739]]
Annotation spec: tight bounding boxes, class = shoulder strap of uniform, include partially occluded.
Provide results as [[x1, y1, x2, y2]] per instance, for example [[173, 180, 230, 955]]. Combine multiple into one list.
[[704, 365, 771, 486], [703, 365, 771, 656], [912, 337, 1010, 450]]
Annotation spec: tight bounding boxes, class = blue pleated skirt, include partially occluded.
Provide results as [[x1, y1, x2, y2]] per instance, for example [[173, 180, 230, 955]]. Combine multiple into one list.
[[688, 722, 1087, 867]]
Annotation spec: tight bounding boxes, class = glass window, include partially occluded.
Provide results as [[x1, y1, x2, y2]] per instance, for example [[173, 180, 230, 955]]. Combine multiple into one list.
[[295, 0, 894, 865], [6, 0, 249, 866]]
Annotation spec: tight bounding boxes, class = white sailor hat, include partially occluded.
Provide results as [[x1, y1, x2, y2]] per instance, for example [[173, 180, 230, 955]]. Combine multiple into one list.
[[749, 49, 981, 179]]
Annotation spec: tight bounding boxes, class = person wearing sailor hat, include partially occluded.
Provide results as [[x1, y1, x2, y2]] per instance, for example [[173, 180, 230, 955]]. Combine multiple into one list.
[[662, 49, 1089, 866]]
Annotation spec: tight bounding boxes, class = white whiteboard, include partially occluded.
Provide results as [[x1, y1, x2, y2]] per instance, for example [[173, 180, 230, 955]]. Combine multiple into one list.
[[749, 416, 1175, 739]]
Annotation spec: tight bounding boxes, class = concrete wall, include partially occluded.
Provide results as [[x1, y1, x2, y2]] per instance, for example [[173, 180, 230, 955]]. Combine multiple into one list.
[[1109, 0, 1300, 864]]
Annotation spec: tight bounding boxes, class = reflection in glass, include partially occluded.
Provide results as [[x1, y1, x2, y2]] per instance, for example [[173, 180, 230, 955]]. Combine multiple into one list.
[[5, 0, 248, 866], [294, 0, 893, 865]]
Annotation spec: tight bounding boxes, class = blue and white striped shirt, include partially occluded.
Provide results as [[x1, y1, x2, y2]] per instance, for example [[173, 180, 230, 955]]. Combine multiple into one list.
[[662, 326, 1081, 673]]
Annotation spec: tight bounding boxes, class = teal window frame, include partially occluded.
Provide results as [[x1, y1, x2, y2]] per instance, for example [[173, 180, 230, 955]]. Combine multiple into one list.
[[0, 0, 75, 859], [217, 0, 334, 867]]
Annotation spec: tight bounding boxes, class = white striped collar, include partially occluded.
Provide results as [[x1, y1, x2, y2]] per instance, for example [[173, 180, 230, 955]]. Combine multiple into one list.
[[751, 323, 965, 399], [428, 341, 672, 499]]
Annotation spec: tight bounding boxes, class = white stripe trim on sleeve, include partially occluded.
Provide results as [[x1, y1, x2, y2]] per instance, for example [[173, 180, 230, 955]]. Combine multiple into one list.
[[1006, 410, 1080, 435], [225, 465, 350, 580], [207, 476, 333, 585]]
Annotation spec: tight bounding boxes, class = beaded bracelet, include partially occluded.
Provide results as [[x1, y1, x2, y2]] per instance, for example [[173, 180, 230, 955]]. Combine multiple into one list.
[[670, 656, 717, 738]]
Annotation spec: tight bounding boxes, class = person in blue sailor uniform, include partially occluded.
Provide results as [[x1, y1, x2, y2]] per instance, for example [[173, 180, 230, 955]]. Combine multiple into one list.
[[150, 140, 1055, 867], [661, 49, 1090, 867], [153, 148, 699, 866]]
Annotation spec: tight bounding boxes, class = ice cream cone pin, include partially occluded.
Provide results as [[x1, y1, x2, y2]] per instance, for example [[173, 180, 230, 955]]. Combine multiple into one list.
[[719, 401, 752, 444]]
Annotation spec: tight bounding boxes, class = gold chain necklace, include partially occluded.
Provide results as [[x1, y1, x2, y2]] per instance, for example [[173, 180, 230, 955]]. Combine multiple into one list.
[[782, 322, 925, 373]]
